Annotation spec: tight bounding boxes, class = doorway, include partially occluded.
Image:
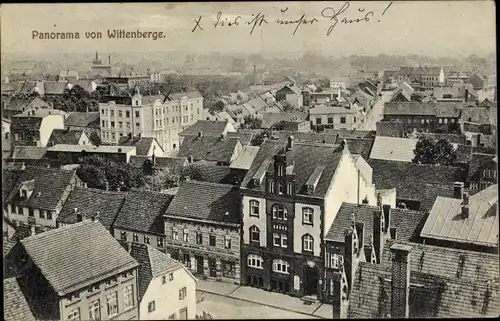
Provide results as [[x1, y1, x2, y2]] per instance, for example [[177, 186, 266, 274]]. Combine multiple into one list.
[[303, 266, 319, 296], [208, 258, 217, 277], [195, 255, 204, 275]]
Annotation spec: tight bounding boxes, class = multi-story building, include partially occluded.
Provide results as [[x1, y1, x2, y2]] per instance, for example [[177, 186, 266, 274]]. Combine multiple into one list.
[[466, 154, 497, 191], [10, 109, 68, 147], [129, 243, 197, 320], [113, 190, 174, 253], [46, 144, 137, 164], [309, 105, 359, 130], [99, 90, 204, 152], [239, 137, 377, 301], [3, 167, 82, 230], [4, 220, 140, 320], [164, 181, 241, 284]]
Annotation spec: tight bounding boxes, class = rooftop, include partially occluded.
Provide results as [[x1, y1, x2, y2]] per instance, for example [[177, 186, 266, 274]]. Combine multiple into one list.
[[167, 90, 203, 101], [47, 144, 136, 154], [118, 136, 161, 156], [57, 187, 126, 228], [421, 184, 498, 247], [226, 132, 254, 146], [177, 136, 240, 163], [178, 120, 230, 137], [308, 105, 358, 115], [165, 180, 241, 225], [325, 202, 427, 243], [230, 145, 260, 170], [261, 112, 308, 129], [384, 102, 462, 117], [47, 128, 85, 146], [113, 190, 173, 235], [20, 220, 139, 295], [370, 136, 419, 162], [11, 146, 47, 160], [64, 112, 100, 128], [4, 278, 36, 321]]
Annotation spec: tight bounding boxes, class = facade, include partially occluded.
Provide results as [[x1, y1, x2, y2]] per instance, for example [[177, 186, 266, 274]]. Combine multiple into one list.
[[47, 128, 93, 147], [46, 144, 136, 164], [3, 167, 82, 230], [99, 90, 204, 152], [309, 106, 359, 130], [129, 243, 197, 320], [466, 154, 497, 191], [10, 109, 67, 147], [164, 181, 242, 284], [4, 220, 140, 321], [239, 138, 377, 301], [275, 84, 303, 108]]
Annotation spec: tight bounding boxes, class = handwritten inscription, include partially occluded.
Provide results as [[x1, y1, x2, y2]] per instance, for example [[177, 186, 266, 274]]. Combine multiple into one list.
[[192, 1, 393, 36]]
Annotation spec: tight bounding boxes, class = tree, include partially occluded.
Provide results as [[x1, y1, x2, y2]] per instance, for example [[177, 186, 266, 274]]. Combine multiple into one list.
[[412, 138, 457, 166], [243, 115, 262, 129], [211, 100, 225, 113], [180, 164, 210, 182], [250, 130, 271, 146], [141, 168, 180, 191]]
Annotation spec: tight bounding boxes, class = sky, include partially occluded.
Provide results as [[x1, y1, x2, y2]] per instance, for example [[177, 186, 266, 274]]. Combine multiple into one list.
[[0, 1, 496, 57]]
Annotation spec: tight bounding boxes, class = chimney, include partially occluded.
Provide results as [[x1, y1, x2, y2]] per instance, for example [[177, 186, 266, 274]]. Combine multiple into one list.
[[287, 135, 294, 150], [198, 131, 203, 139], [382, 204, 392, 233], [105, 182, 109, 191], [453, 182, 464, 199], [344, 228, 356, 296], [189, 155, 194, 164], [332, 272, 343, 318], [30, 224, 36, 237], [93, 211, 100, 222], [476, 133, 481, 147], [390, 243, 413, 318], [390, 227, 397, 240], [461, 204, 470, 218], [372, 210, 383, 264], [465, 89, 469, 102]]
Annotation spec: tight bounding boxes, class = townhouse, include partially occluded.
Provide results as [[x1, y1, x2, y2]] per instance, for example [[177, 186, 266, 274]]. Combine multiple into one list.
[[164, 181, 242, 284], [129, 243, 197, 320], [10, 109, 68, 147], [4, 220, 140, 320], [99, 89, 204, 152], [2, 96, 51, 119], [308, 105, 359, 131], [239, 137, 377, 301], [466, 153, 497, 191]]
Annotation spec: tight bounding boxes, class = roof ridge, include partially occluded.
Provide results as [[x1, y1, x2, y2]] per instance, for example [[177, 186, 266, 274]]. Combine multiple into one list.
[[386, 239, 499, 258], [21, 220, 97, 243], [181, 180, 236, 189]]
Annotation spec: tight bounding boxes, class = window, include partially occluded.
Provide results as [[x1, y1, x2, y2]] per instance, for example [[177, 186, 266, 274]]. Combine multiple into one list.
[[316, 118, 322, 125], [148, 301, 155, 313], [126, 111, 130, 118], [121, 231, 128, 241], [444, 118, 448, 124], [250, 200, 259, 216], [124, 285, 134, 309], [439, 118, 443, 124], [133, 233, 139, 242], [272, 259, 290, 274], [119, 121, 123, 128], [420, 119, 425, 124], [28, 208, 34, 217], [179, 287, 187, 300], [268, 180, 275, 193], [303, 234, 314, 252], [47, 211, 52, 220], [302, 207, 313, 225], [39, 210, 45, 219], [278, 183, 284, 195], [250, 226, 260, 243], [67, 308, 80, 320], [169, 272, 174, 281], [101, 109, 105, 115], [331, 254, 340, 269], [209, 235, 216, 246], [135, 111, 140, 118], [136, 122, 140, 128], [247, 254, 263, 268], [88, 299, 100, 320], [110, 110, 115, 117], [278, 165, 284, 176], [118, 111, 123, 117], [197, 108, 200, 114], [111, 121, 115, 128], [183, 229, 189, 242], [272, 205, 288, 220], [287, 183, 293, 195], [162, 275, 167, 284], [273, 233, 287, 248], [354, 116, 357, 123], [196, 232, 203, 244], [144, 235, 150, 244], [102, 120, 106, 127], [224, 235, 231, 249], [172, 229, 179, 241], [107, 292, 118, 316], [21, 190, 27, 198], [328, 117, 333, 124], [111, 133, 116, 140], [157, 237, 164, 247], [340, 117, 346, 124]]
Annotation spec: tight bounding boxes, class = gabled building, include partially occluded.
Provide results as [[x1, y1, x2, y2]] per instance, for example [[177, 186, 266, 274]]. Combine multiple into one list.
[[113, 190, 174, 253], [129, 243, 197, 320], [3, 167, 82, 229], [47, 128, 93, 147], [46, 144, 137, 164], [324, 203, 427, 314], [347, 240, 499, 318], [178, 120, 236, 141], [275, 84, 303, 108], [309, 105, 359, 130], [64, 111, 101, 144], [118, 135, 165, 157], [177, 135, 243, 166], [164, 181, 241, 283], [2, 96, 51, 119], [10, 109, 67, 147], [466, 153, 497, 191], [4, 220, 140, 320], [239, 138, 377, 301]]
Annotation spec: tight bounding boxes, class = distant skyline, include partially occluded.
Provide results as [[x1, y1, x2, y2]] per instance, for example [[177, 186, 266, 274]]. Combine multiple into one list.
[[1, 1, 496, 58]]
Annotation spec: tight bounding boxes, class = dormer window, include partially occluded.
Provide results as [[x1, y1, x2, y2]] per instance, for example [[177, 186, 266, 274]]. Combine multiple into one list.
[[278, 165, 284, 176], [21, 190, 27, 198]]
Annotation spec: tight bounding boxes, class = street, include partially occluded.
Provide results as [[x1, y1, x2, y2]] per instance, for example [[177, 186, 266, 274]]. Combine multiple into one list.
[[358, 91, 393, 131]]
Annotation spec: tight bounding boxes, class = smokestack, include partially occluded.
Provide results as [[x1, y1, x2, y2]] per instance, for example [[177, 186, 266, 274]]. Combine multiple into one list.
[[372, 210, 383, 264], [476, 133, 481, 147], [390, 243, 413, 318], [287, 136, 294, 151], [453, 182, 464, 199]]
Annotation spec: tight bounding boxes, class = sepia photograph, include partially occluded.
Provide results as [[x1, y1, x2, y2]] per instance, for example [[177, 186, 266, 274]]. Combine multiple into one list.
[[1, 1, 498, 319]]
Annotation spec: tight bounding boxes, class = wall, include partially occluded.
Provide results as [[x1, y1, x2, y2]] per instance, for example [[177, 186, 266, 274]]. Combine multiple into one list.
[[114, 227, 166, 252], [293, 202, 321, 256], [59, 268, 139, 321], [39, 115, 65, 147], [242, 195, 267, 246], [312, 114, 358, 130], [140, 267, 197, 320]]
